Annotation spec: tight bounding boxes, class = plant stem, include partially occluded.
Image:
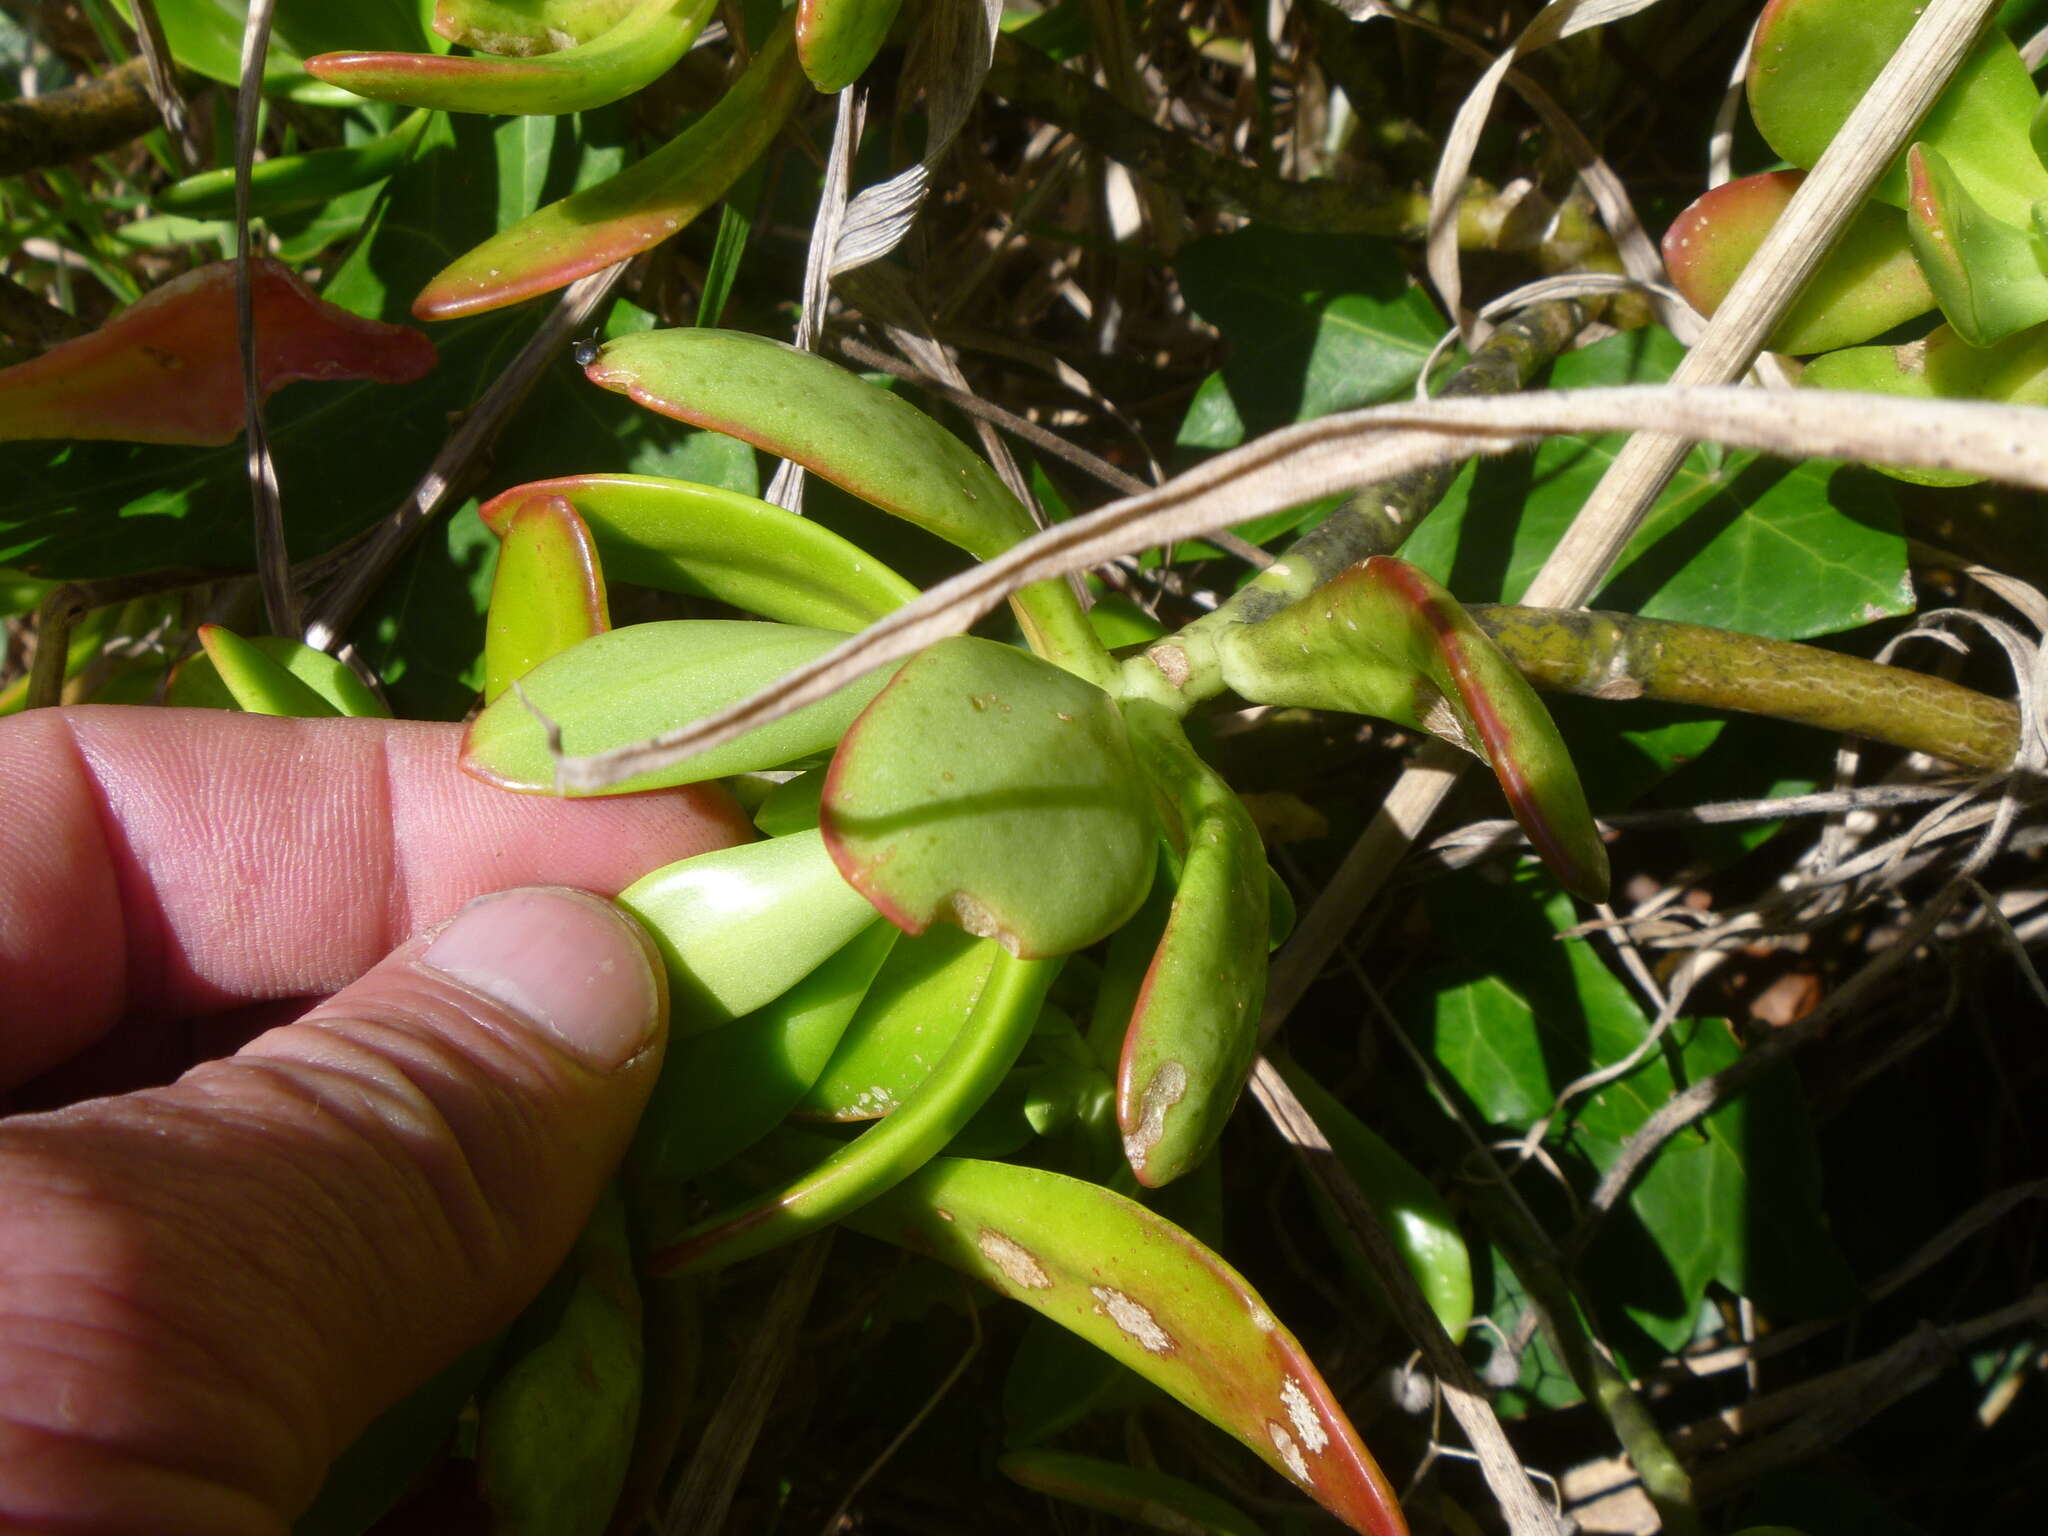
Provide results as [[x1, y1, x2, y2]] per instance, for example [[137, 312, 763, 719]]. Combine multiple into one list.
[[1470, 605, 2022, 772], [1128, 299, 1583, 709], [0, 56, 160, 176]]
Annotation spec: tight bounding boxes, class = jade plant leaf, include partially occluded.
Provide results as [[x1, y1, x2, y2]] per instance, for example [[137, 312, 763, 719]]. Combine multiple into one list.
[[1662, 170, 1933, 354], [1801, 321, 2048, 485], [1113, 702, 1269, 1188], [821, 636, 1159, 958], [476, 1182, 641, 1536], [795, 926, 1001, 1119], [998, 1450, 1262, 1536], [630, 922, 898, 1190], [619, 829, 885, 1029], [1218, 557, 1608, 903], [650, 949, 1058, 1273], [110, 0, 441, 102], [463, 619, 899, 793], [436, 0, 641, 54], [157, 110, 434, 218], [308, 0, 715, 115], [1747, 0, 2048, 223], [0, 259, 435, 447], [1904, 142, 2048, 347], [481, 473, 918, 630], [1270, 1054, 1473, 1337], [583, 328, 1038, 560], [170, 632, 391, 716], [411, 13, 804, 318], [796, 0, 908, 92], [483, 494, 609, 704], [845, 1155, 1409, 1536], [190, 627, 341, 717]]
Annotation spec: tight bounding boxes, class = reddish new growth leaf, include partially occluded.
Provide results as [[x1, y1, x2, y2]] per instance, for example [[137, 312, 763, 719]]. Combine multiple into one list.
[[0, 259, 435, 446]]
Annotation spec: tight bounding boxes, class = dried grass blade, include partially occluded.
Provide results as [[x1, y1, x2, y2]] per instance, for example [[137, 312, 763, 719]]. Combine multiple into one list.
[[552, 385, 2048, 790]]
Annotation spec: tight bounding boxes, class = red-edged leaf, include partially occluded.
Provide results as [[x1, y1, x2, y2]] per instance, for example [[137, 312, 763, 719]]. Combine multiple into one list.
[[484, 494, 611, 703], [0, 259, 434, 446]]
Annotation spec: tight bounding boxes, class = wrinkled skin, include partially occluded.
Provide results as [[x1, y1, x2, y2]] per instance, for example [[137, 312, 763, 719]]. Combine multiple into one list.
[[0, 711, 748, 1535]]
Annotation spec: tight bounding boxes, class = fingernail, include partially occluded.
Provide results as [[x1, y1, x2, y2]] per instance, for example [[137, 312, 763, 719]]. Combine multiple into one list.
[[422, 888, 661, 1073]]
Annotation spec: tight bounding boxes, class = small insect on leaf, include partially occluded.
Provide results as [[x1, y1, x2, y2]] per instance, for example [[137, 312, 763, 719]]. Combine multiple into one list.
[[573, 332, 604, 368]]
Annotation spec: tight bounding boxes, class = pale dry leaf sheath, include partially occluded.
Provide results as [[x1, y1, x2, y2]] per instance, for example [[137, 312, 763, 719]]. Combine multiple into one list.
[[552, 385, 2048, 791]]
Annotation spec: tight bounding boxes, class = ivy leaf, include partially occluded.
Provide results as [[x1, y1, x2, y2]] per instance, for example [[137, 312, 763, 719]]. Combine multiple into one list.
[[1401, 327, 1913, 639]]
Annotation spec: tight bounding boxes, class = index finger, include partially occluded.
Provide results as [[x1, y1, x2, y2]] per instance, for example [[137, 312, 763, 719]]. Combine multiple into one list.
[[0, 707, 752, 1089]]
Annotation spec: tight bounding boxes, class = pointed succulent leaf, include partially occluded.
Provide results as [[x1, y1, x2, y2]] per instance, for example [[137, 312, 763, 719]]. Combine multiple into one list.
[[821, 636, 1158, 958], [1113, 702, 1268, 1189], [484, 494, 611, 704], [1747, 0, 2048, 222], [797, 0, 908, 92], [1271, 1055, 1473, 1337], [1662, 170, 1932, 353], [412, 14, 803, 318], [999, 1450, 1262, 1536], [583, 329, 1038, 560], [109, 0, 441, 102], [171, 632, 390, 717], [754, 769, 826, 836], [0, 259, 434, 446], [157, 109, 433, 218], [619, 829, 884, 1029], [193, 626, 343, 718], [1217, 557, 1608, 902], [436, 0, 642, 55], [846, 1155, 1410, 1536], [462, 620, 899, 794], [795, 927, 1001, 1119], [476, 1182, 640, 1536], [308, 0, 715, 115], [1904, 142, 2048, 347], [649, 950, 1057, 1273], [630, 922, 898, 1191], [482, 474, 918, 630], [1800, 320, 2048, 486]]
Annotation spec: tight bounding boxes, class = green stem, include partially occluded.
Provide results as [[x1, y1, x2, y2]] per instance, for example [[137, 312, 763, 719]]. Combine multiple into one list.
[[1122, 300, 1584, 710], [1471, 605, 2021, 772], [0, 56, 161, 176]]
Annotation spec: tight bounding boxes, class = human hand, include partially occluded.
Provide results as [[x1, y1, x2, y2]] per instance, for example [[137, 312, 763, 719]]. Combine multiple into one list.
[[0, 707, 750, 1535]]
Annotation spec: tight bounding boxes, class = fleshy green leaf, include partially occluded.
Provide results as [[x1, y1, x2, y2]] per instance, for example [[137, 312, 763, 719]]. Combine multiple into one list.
[[795, 926, 1000, 1119], [1748, 0, 2048, 223], [1219, 558, 1608, 903], [584, 328, 1038, 560], [435, 0, 641, 54], [308, 0, 715, 115], [462, 620, 898, 793], [845, 1155, 1409, 1536], [998, 1449, 1262, 1536], [483, 494, 610, 703], [481, 473, 917, 630], [0, 259, 434, 447], [1661, 170, 1933, 354], [170, 632, 391, 717], [1401, 326, 1913, 639], [650, 950, 1058, 1272], [192, 626, 342, 717], [821, 636, 1158, 958], [1800, 321, 2048, 486], [1904, 142, 2048, 346], [1113, 702, 1269, 1187], [1271, 1055, 1473, 1338], [476, 1182, 640, 1536], [630, 922, 898, 1189], [619, 829, 884, 1028], [411, 14, 804, 318], [110, 0, 441, 103], [157, 109, 433, 218], [796, 0, 907, 91]]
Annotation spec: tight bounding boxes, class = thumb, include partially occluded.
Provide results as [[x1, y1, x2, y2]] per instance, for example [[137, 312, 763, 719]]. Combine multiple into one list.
[[0, 886, 668, 1536]]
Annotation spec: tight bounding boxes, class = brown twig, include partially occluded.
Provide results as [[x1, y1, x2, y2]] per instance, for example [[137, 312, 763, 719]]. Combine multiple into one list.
[[0, 56, 160, 176]]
